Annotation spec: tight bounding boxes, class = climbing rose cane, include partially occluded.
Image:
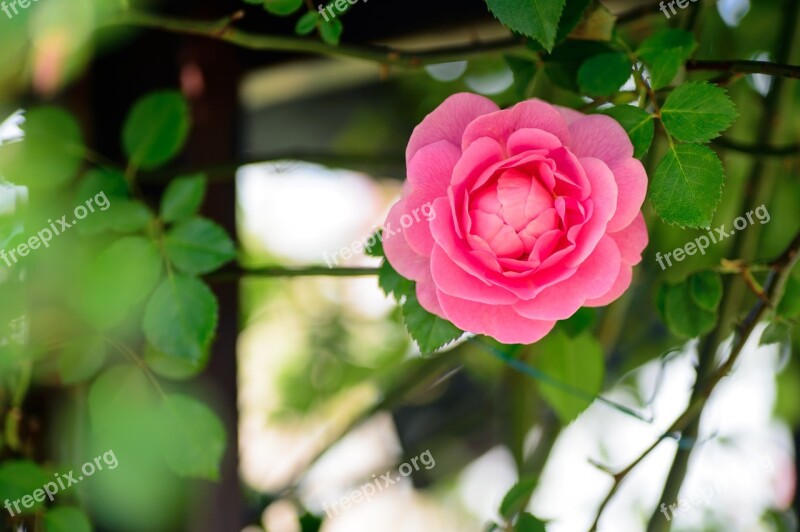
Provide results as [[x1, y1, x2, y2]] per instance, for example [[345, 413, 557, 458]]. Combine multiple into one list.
[[384, 93, 648, 344]]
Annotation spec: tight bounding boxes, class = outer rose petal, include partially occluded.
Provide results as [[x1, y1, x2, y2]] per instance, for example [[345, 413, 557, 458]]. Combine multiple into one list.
[[606, 158, 648, 233], [404, 141, 461, 255], [462, 99, 571, 152], [383, 200, 428, 281], [415, 269, 444, 316], [584, 263, 633, 307], [437, 289, 556, 344], [514, 235, 621, 320], [567, 114, 634, 167], [555, 105, 585, 126], [406, 93, 498, 164], [609, 213, 648, 265]]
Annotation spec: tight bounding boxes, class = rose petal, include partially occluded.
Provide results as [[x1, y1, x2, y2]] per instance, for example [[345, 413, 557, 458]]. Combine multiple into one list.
[[383, 200, 429, 281], [462, 99, 571, 152], [584, 263, 633, 308], [430, 245, 518, 304], [609, 212, 648, 265], [606, 158, 648, 233], [406, 93, 498, 164], [567, 114, 634, 167], [437, 289, 557, 344], [514, 235, 621, 320]]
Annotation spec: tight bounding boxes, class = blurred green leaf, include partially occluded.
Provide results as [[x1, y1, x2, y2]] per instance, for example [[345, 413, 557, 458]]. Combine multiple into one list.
[[44, 506, 92, 532], [500, 477, 537, 520], [122, 91, 190, 170], [295, 11, 320, 35], [543, 40, 612, 92], [535, 331, 604, 424], [159, 394, 226, 480], [145, 343, 208, 381], [164, 217, 236, 274], [600, 105, 654, 159], [661, 82, 738, 143], [89, 365, 156, 432], [689, 271, 723, 312], [378, 259, 414, 300], [0, 107, 85, 187], [516, 513, 547, 532], [79, 199, 153, 236], [637, 29, 697, 89], [505, 56, 538, 99], [319, 17, 343, 45], [160, 173, 207, 223], [485, 0, 566, 51], [650, 144, 724, 228], [143, 275, 218, 363], [58, 335, 106, 384], [401, 289, 463, 353], [264, 0, 303, 15], [659, 281, 717, 338], [578, 52, 632, 96], [760, 321, 791, 346], [75, 236, 163, 330], [777, 274, 800, 318], [0, 461, 50, 514]]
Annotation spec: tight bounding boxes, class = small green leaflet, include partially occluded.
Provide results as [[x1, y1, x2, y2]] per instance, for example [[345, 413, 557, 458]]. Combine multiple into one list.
[[500, 477, 538, 520], [122, 91, 190, 170], [160, 394, 227, 480], [143, 275, 218, 363], [89, 365, 156, 431], [637, 29, 697, 89], [661, 82, 738, 143], [485, 0, 566, 51], [650, 144, 724, 228], [516, 513, 548, 532], [689, 271, 723, 312], [0, 461, 51, 514], [402, 290, 463, 354], [58, 335, 107, 385], [760, 321, 792, 346], [165, 217, 236, 274], [319, 17, 343, 45], [161, 173, 207, 223], [600, 105, 654, 159], [658, 280, 717, 338], [295, 11, 320, 35], [578, 52, 632, 96], [264, 0, 303, 16]]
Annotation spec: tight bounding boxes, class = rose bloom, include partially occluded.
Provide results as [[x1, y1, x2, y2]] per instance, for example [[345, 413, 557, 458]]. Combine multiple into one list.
[[383, 93, 648, 344]]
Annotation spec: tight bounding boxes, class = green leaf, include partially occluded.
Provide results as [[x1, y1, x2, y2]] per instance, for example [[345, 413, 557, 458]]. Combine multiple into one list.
[[58, 335, 106, 384], [145, 343, 208, 381], [122, 91, 190, 170], [319, 17, 343, 45], [556, 0, 592, 42], [500, 477, 537, 520], [295, 11, 320, 34], [160, 173, 207, 223], [555, 307, 596, 337], [89, 365, 156, 431], [543, 40, 612, 92], [689, 271, 723, 312], [0, 107, 85, 187], [760, 321, 792, 346], [159, 394, 226, 480], [600, 105, 654, 159], [165, 217, 236, 274], [660, 281, 717, 338], [637, 29, 697, 89], [75, 168, 129, 202], [143, 275, 218, 363], [516, 513, 547, 532], [650, 144, 724, 228], [44, 507, 92, 532], [78, 199, 154, 236], [485, 0, 566, 51], [578, 52, 632, 96], [401, 289, 463, 353], [661, 82, 738, 143], [75, 236, 163, 330], [378, 260, 414, 300], [0, 461, 51, 514], [535, 331, 604, 424], [777, 275, 800, 318], [364, 230, 384, 257], [264, 0, 303, 15]]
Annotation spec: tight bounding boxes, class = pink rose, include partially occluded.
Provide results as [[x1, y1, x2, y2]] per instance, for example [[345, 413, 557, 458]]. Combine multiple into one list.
[[383, 93, 648, 344]]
